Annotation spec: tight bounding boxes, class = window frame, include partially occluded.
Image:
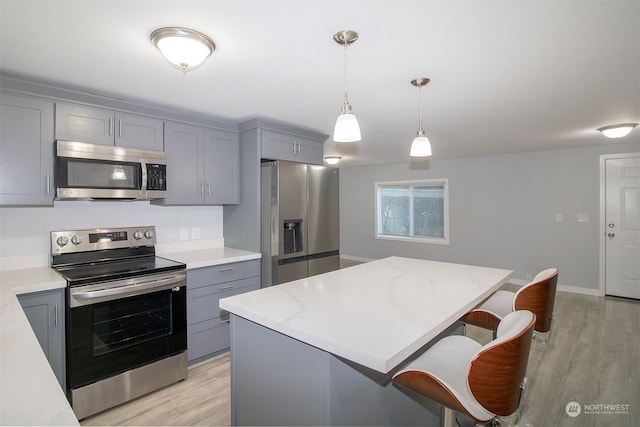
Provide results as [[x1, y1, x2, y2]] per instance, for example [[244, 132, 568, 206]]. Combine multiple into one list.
[[374, 178, 450, 245]]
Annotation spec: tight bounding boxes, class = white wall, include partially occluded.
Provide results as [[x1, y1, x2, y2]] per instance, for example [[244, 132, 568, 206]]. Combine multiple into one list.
[[0, 201, 223, 259], [339, 141, 640, 292]]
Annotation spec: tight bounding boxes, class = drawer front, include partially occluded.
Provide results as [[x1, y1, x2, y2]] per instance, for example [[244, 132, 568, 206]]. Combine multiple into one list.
[[187, 259, 260, 289], [187, 318, 230, 361], [187, 276, 259, 325]]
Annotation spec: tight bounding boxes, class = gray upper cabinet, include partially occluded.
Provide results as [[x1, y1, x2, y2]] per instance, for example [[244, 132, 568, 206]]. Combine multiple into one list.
[[157, 121, 239, 205], [261, 129, 324, 165], [0, 92, 54, 206], [55, 102, 164, 151], [205, 128, 240, 205]]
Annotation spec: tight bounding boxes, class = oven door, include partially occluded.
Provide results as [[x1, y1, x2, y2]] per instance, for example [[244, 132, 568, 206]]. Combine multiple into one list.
[[66, 272, 187, 390]]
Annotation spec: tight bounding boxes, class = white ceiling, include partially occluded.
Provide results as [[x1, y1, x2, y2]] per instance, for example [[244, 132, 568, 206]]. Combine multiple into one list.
[[1, 0, 638, 166]]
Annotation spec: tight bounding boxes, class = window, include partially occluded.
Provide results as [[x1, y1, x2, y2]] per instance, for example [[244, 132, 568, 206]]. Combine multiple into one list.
[[375, 179, 449, 244]]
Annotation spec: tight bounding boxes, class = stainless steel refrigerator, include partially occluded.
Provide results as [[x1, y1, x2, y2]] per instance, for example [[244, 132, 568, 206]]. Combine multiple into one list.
[[260, 160, 340, 286]]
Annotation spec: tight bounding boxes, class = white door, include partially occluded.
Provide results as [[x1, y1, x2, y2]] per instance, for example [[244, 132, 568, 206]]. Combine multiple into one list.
[[605, 156, 640, 299]]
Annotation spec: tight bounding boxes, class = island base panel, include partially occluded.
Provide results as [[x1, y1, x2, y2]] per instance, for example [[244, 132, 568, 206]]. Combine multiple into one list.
[[230, 315, 453, 426]]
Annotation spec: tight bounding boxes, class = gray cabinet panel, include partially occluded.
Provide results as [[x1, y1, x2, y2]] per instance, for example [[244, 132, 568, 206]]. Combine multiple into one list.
[[17, 289, 66, 391], [0, 93, 54, 206], [188, 318, 231, 361], [55, 103, 113, 145], [115, 112, 164, 151], [161, 121, 205, 205], [186, 260, 260, 362], [204, 128, 239, 204], [158, 122, 239, 206], [187, 259, 260, 289], [261, 130, 324, 165], [187, 277, 258, 324], [55, 103, 164, 150]]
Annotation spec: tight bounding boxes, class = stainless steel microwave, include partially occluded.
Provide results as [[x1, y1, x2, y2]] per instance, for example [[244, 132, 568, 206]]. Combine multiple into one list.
[[55, 140, 167, 200]]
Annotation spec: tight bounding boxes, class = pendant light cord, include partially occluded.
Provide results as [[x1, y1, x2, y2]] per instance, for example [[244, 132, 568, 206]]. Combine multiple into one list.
[[417, 85, 423, 132], [343, 43, 350, 104]]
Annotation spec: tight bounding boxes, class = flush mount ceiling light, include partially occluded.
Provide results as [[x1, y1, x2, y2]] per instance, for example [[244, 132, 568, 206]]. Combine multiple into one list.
[[333, 30, 361, 142], [597, 123, 638, 139], [324, 156, 342, 165], [150, 27, 216, 73], [409, 78, 432, 157]]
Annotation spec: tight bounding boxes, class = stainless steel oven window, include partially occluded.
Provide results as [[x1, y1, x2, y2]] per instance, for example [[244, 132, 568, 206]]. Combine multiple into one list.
[[91, 291, 173, 356]]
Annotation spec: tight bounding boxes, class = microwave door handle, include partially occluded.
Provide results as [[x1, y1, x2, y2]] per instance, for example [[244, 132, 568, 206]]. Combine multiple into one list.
[[140, 159, 148, 196]]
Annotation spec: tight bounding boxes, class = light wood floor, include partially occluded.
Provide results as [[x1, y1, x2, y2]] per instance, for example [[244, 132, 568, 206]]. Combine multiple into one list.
[[81, 289, 639, 427]]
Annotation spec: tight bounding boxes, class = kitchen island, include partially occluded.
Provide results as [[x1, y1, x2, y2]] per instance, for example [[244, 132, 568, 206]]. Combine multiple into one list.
[[219, 256, 512, 426]]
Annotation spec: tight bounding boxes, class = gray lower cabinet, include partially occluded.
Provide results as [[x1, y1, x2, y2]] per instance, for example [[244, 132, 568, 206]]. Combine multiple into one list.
[[187, 260, 260, 363], [157, 121, 239, 205], [0, 92, 54, 206], [17, 289, 66, 391], [55, 102, 164, 151]]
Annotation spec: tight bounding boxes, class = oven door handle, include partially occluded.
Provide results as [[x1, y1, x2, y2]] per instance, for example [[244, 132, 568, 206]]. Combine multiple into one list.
[[71, 274, 185, 305]]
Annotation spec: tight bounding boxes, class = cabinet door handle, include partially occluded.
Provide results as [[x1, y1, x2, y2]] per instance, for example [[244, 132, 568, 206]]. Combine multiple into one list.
[[207, 181, 211, 196], [54, 303, 58, 328], [219, 319, 230, 324], [200, 181, 204, 196], [108, 117, 113, 136], [219, 267, 235, 272], [46, 173, 50, 194], [292, 141, 296, 154], [118, 119, 122, 137], [219, 285, 235, 291]]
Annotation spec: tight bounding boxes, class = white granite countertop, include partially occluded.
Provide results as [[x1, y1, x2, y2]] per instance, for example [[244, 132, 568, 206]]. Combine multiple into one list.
[[0, 268, 78, 426], [220, 256, 512, 374], [160, 246, 261, 269], [0, 246, 259, 425]]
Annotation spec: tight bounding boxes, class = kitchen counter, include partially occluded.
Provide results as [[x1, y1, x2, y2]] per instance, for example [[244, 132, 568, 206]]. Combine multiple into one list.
[[161, 246, 261, 269], [0, 246, 260, 426], [220, 256, 512, 425], [0, 268, 78, 426]]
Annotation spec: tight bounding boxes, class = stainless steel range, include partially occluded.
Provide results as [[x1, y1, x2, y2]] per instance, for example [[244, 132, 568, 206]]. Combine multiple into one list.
[[51, 226, 187, 420]]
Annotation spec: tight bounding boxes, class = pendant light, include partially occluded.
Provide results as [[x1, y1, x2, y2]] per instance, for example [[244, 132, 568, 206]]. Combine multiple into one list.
[[333, 30, 361, 142], [151, 27, 216, 74], [409, 78, 432, 157]]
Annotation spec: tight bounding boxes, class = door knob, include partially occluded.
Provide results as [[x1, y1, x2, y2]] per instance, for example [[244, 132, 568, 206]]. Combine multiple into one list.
[[607, 232, 615, 238]]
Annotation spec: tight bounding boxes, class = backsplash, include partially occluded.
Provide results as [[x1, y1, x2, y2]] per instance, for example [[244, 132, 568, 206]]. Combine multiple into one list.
[[0, 201, 224, 261]]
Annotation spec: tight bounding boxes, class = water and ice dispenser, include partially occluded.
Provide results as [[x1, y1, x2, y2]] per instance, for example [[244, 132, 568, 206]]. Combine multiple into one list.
[[283, 220, 304, 254]]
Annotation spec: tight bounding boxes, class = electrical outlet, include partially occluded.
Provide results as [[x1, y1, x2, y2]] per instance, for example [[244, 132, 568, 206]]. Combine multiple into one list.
[[578, 213, 589, 223], [192, 227, 200, 240], [179, 228, 188, 241], [555, 213, 563, 223]]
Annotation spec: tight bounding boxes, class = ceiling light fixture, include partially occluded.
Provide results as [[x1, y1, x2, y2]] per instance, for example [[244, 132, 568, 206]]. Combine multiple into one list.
[[409, 78, 432, 157], [324, 156, 342, 165], [333, 30, 361, 142], [597, 123, 638, 139], [150, 27, 216, 74]]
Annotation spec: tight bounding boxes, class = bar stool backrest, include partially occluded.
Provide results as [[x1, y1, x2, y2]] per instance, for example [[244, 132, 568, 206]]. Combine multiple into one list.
[[468, 310, 536, 416], [513, 268, 558, 333]]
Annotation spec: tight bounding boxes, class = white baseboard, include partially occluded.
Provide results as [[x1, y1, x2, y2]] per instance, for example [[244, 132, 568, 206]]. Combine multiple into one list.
[[507, 278, 602, 296]]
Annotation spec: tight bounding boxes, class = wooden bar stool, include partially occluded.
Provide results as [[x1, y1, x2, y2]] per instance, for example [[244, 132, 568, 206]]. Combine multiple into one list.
[[393, 310, 536, 427], [465, 268, 558, 343]]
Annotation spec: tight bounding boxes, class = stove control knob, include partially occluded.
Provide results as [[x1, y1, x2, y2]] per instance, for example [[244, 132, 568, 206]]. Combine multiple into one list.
[[56, 236, 69, 247], [144, 230, 154, 239], [71, 235, 83, 245], [133, 231, 143, 240]]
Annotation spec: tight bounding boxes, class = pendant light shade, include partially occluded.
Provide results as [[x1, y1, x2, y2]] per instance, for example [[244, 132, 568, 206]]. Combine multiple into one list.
[[151, 27, 216, 73], [333, 30, 361, 142], [409, 78, 432, 157]]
